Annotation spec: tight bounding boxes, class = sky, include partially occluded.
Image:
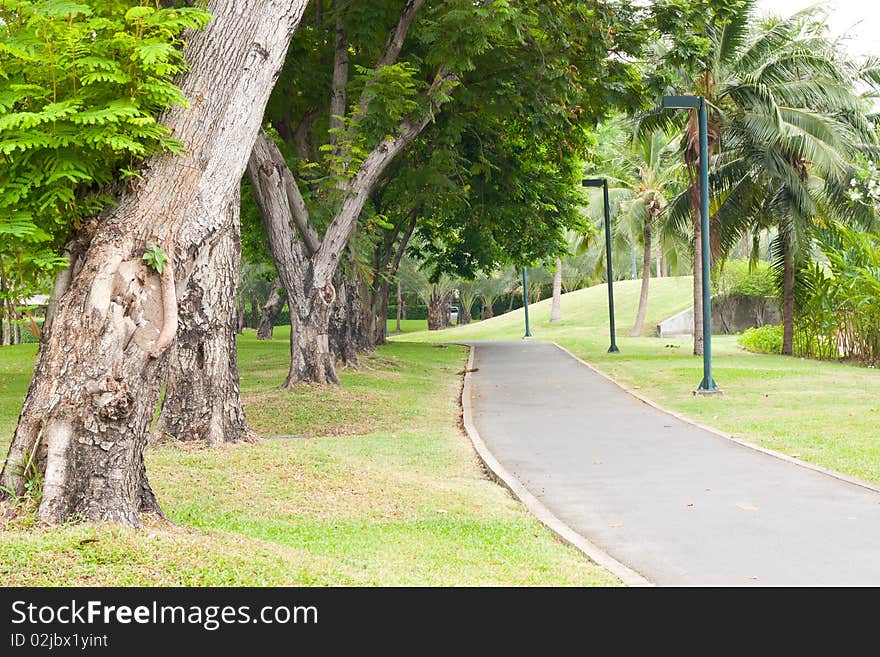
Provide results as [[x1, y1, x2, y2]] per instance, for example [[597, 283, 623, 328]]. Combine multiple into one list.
[[755, 1, 880, 58]]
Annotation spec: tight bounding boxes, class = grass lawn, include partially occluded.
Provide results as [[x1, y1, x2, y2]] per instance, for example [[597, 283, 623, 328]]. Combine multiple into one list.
[[0, 328, 617, 586], [401, 276, 880, 487], [386, 318, 427, 335]]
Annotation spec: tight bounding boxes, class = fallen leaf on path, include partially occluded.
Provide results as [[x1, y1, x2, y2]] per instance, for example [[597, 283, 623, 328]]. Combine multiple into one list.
[[736, 502, 758, 511], [593, 460, 603, 465], [610, 522, 623, 528]]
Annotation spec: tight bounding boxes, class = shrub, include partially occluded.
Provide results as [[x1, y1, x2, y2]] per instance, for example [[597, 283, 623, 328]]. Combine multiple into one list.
[[713, 260, 776, 298], [793, 222, 880, 365], [738, 325, 783, 354]]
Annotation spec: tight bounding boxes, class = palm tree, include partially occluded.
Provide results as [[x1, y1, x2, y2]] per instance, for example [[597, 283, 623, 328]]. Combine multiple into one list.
[[610, 130, 683, 335], [473, 272, 514, 319], [701, 10, 875, 354], [656, 2, 874, 355]]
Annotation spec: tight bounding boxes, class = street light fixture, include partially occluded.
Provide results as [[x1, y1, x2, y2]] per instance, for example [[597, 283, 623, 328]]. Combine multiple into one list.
[[661, 95, 720, 394], [521, 267, 532, 338], [582, 177, 619, 353]]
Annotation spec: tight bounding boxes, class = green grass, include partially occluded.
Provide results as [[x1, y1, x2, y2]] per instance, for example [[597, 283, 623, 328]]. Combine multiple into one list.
[[386, 318, 427, 335], [400, 276, 880, 486], [0, 328, 617, 586]]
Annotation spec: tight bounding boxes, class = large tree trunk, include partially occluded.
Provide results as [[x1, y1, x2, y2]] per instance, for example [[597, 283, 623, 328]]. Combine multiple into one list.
[[0, 0, 307, 527], [248, 121, 438, 384], [154, 190, 254, 445], [328, 264, 361, 368], [237, 298, 247, 333], [1, 299, 9, 347], [631, 215, 652, 337], [257, 279, 286, 340], [550, 257, 563, 323], [482, 298, 494, 319], [250, 293, 260, 329], [458, 299, 472, 325], [427, 286, 452, 330], [782, 233, 795, 356], [395, 279, 403, 332]]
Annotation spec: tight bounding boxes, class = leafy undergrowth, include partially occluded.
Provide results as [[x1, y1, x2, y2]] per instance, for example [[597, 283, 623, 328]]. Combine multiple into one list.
[[0, 335, 617, 586], [406, 276, 880, 486]]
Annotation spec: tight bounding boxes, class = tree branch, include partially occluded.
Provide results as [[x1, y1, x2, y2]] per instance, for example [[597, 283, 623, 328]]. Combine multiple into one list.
[[314, 68, 459, 288], [351, 0, 426, 124], [328, 0, 349, 152], [293, 107, 321, 161]]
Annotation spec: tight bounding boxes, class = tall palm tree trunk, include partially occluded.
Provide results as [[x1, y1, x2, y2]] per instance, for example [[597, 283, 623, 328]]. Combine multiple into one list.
[[550, 258, 563, 323], [631, 216, 652, 336], [782, 232, 795, 355]]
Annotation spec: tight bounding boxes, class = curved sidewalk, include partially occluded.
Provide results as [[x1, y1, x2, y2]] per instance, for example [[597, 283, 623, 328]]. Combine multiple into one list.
[[464, 341, 880, 586]]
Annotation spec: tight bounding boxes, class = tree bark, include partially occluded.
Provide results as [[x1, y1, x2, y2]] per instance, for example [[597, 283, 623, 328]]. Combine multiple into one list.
[[395, 279, 403, 332], [1, 303, 9, 347], [782, 233, 795, 356], [0, 0, 307, 526], [427, 286, 450, 330], [328, 261, 361, 367], [257, 279, 286, 340], [631, 214, 652, 337], [154, 190, 254, 445], [328, 0, 348, 155], [550, 257, 563, 323], [250, 293, 260, 329], [482, 299, 494, 319], [237, 297, 247, 333]]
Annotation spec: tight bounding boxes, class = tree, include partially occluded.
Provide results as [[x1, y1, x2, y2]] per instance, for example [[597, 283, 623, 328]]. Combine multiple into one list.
[[257, 279, 287, 340], [640, 0, 757, 354], [549, 258, 564, 322], [665, 5, 874, 354], [473, 272, 513, 319], [609, 130, 682, 336], [255, 0, 646, 384], [455, 279, 478, 325], [249, 0, 461, 385], [0, 0, 309, 527]]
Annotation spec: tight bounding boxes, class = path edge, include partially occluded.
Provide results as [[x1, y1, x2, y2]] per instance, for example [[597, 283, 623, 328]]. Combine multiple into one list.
[[460, 345, 652, 587], [552, 342, 880, 497]]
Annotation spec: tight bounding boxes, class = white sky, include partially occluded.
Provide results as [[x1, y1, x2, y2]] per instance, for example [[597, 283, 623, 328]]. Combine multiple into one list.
[[756, 0, 880, 58]]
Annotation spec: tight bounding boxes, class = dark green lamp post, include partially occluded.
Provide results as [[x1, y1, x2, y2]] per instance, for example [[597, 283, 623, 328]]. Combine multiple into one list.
[[521, 267, 532, 337], [582, 178, 619, 353], [661, 95, 720, 394]]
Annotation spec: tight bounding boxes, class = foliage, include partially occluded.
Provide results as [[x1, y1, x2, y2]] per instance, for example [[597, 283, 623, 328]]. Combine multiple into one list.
[[0, 0, 210, 306], [141, 243, 167, 274], [713, 259, 775, 298], [737, 324, 782, 354], [793, 221, 880, 365]]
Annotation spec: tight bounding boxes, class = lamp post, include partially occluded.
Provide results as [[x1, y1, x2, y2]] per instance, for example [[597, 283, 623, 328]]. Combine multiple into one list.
[[521, 267, 532, 337], [582, 178, 619, 353], [661, 95, 720, 394]]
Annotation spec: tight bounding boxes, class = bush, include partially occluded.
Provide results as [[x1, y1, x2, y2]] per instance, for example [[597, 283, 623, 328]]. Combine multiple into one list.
[[738, 325, 783, 354], [793, 222, 880, 365], [713, 260, 776, 298]]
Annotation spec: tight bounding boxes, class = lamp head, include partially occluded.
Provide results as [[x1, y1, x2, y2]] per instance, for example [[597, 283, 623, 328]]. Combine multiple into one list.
[[662, 95, 701, 109], [582, 178, 604, 188]]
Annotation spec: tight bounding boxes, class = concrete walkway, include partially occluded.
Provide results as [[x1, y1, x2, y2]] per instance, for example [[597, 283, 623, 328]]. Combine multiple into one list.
[[465, 341, 880, 586]]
